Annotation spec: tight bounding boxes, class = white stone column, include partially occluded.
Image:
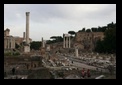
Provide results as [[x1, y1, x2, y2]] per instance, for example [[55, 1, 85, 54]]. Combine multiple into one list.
[[6, 39, 8, 49], [11, 38, 13, 49], [7, 39, 9, 49], [7, 39, 8, 49], [42, 37, 45, 48], [6, 39, 7, 49], [68, 36, 70, 48], [43, 40, 45, 47], [65, 37, 67, 48], [42, 41, 44, 48], [9, 38, 11, 49], [24, 12, 30, 53], [9, 39, 11, 49], [10, 38, 12, 49], [13, 39, 15, 49], [12, 38, 14, 49], [8, 39, 10, 49], [66, 37, 68, 48], [13, 38, 15, 49], [75, 48, 78, 57], [67, 37, 69, 48], [23, 32, 26, 41], [26, 12, 30, 44], [63, 36, 65, 48], [42, 37, 43, 47]]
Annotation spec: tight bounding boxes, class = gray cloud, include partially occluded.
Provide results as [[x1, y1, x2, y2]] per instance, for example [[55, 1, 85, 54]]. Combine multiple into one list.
[[4, 4, 116, 41]]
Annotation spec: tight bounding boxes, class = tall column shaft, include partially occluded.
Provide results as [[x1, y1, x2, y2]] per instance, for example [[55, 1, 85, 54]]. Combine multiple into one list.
[[6, 39, 7, 49], [13, 39, 15, 49], [23, 32, 26, 40], [12, 38, 14, 49], [65, 37, 66, 48], [7, 39, 8, 49], [8, 39, 9, 49], [65, 37, 67, 48], [12, 38, 13, 49], [42, 37, 45, 48], [10, 38, 12, 49], [75, 48, 78, 57], [43, 41, 45, 48], [68, 37, 70, 48], [63, 37, 65, 48], [26, 12, 30, 44]]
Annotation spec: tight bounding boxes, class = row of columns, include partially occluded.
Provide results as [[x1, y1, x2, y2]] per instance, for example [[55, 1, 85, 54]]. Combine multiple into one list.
[[63, 34, 79, 57], [63, 34, 70, 48], [4, 37, 15, 49]]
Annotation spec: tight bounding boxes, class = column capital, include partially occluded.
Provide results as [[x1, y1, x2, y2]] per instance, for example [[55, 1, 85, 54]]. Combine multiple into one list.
[[26, 12, 30, 16]]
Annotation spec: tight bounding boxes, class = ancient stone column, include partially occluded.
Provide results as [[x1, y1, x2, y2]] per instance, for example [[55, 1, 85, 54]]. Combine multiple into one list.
[[26, 12, 30, 44], [8, 39, 9, 49], [65, 37, 67, 48], [42, 37, 45, 48], [6, 39, 8, 49], [11, 38, 12, 49], [46, 45, 50, 51], [66, 37, 68, 48], [63, 35, 65, 48], [23, 32, 26, 40], [12, 38, 14, 49], [63, 34, 71, 48], [75, 48, 78, 57], [68, 36, 70, 48], [43, 40, 45, 48], [13, 39, 15, 49], [42, 37, 43, 47], [9, 39, 10, 49], [10, 38, 12, 49]]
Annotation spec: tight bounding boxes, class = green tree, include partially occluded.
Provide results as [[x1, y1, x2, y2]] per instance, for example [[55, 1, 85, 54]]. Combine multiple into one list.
[[97, 26, 102, 32], [107, 22, 115, 29], [95, 40, 105, 53], [15, 43, 20, 49], [95, 22, 116, 53], [103, 27, 116, 53], [50, 36, 57, 40], [68, 31, 76, 37], [91, 27, 98, 32], [86, 29, 91, 32], [56, 36, 63, 42], [50, 36, 63, 43], [78, 28, 86, 32], [82, 28, 85, 32], [30, 41, 41, 50]]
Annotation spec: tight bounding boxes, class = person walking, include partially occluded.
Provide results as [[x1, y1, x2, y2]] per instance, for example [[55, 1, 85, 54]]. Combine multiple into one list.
[[87, 69, 91, 78], [82, 68, 86, 78], [12, 67, 15, 75]]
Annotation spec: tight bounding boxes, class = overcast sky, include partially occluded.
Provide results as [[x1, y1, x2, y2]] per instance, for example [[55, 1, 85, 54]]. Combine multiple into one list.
[[4, 4, 116, 41]]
